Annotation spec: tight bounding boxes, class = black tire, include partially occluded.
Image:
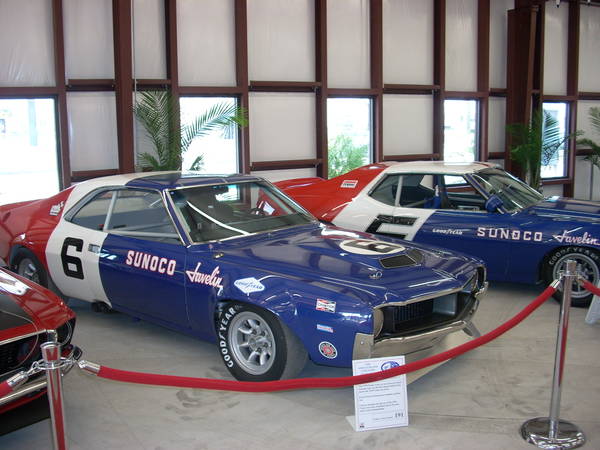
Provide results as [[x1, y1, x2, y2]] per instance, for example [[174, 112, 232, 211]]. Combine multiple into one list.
[[217, 302, 308, 381], [543, 246, 600, 308], [12, 248, 49, 287]]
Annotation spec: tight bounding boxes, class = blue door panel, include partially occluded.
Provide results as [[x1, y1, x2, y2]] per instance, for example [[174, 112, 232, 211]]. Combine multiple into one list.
[[99, 234, 189, 327], [415, 211, 511, 280]]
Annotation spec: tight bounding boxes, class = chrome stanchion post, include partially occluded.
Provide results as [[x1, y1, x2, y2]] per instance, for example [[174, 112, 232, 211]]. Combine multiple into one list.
[[521, 260, 586, 449], [41, 340, 68, 450]]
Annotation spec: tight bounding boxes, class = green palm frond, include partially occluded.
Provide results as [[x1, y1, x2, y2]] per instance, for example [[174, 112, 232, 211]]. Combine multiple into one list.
[[507, 108, 581, 190], [134, 90, 247, 171], [577, 107, 600, 171]]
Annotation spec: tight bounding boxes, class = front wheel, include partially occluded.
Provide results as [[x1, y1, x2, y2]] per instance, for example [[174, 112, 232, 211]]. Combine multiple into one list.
[[543, 246, 600, 308], [217, 303, 307, 381], [12, 248, 49, 287]]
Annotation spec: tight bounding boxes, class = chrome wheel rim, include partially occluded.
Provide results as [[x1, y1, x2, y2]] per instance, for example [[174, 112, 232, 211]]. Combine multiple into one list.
[[229, 311, 276, 375], [553, 253, 599, 299], [17, 258, 40, 284]]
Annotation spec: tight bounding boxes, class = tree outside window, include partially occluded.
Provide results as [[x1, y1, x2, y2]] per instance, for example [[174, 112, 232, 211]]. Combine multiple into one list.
[[327, 98, 372, 178]]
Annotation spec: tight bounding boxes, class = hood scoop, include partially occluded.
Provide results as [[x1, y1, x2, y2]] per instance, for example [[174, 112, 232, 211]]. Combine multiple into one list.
[[379, 249, 424, 269]]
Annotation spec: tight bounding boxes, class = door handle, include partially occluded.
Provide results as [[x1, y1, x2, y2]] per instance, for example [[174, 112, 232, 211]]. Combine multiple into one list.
[[88, 244, 100, 254]]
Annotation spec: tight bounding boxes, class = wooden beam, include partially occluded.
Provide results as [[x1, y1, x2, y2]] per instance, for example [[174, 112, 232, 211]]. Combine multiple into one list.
[[250, 159, 322, 171], [433, 0, 446, 158], [478, 0, 491, 161], [315, 0, 328, 178], [52, 0, 71, 188], [112, 0, 135, 173], [370, 0, 383, 163], [565, 0, 580, 197], [383, 153, 441, 162], [505, 4, 538, 173], [235, 0, 250, 174]]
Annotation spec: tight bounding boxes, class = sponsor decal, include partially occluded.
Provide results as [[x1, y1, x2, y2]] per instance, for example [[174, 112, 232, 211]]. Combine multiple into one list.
[[341, 179, 358, 189], [340, 239, 405, 256], [476, 227, 543, 242], [126, 250, 177, 276], [49, 201, 65, 216], [316, 298, 336, 313], [552, 230, 600, 246], [381, 360, 400, 371], [186, 262, 224, 288], [234, 277, 265, 294], [319, 341, 338, 359], [316, 324, 334, 333], [432, 228, 464, 235]]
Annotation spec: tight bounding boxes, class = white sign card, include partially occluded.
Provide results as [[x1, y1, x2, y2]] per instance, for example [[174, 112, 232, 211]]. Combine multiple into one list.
[[351, 356, 408, 431]]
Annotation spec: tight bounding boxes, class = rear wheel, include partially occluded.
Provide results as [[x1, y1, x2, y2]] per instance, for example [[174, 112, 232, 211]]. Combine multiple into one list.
[[217, 303, 307, 381], [543, 246, 600, 308], [12, 248, 48, 287]]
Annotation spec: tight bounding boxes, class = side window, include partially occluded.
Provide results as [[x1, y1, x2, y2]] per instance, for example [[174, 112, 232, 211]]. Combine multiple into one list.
[[70, 191, 113, 230], [104, 190, 179, 242], [398, 174, 435, 207], [443, 175, 487, 211], [369, 175, 400, 206]]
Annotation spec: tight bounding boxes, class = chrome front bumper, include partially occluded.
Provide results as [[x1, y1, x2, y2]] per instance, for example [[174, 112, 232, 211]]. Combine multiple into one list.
[[0, 344, 82, 408], [353, 281, 488, 362]]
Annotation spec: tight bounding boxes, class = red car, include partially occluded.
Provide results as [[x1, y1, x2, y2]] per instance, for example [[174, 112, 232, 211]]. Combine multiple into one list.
[[0, 267, 78, 433]]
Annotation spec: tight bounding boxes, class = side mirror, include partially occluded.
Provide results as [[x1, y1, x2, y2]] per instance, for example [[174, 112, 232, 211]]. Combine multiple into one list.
[[485, 195, 504, 213]]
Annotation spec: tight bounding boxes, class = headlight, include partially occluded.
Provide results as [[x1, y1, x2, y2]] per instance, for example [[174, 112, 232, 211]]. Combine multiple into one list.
[[55, 319, 75, 346]]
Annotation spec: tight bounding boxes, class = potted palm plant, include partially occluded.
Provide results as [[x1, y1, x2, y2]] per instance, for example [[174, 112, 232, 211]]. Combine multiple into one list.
[[506, 107, 579, 191], [577, 106, 600, 199], [134, 90, 247, 171]]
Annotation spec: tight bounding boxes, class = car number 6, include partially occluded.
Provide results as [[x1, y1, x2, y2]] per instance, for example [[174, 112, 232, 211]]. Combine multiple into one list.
[[61, 237, 85, 280]]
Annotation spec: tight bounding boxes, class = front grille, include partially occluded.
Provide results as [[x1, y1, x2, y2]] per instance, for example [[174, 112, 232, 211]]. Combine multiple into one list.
[[0, 334, 41, 375], [376, 291, 475, 340]]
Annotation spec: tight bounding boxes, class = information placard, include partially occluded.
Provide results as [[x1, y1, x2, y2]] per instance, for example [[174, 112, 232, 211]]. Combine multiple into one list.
[[351, 356, 408, 431]]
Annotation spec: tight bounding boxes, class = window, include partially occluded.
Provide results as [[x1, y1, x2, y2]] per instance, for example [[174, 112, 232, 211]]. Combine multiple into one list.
[[179, 97, 239, 174], [398, 174, 436, 207], [369, 175, 400, 206], [327, 98, 372, 178], [444, 100, 478, 162], [70, 189, 179, 242], [0, 98, 60, 205], [541, 102, 568, 179], [171, 181, 313, 243]]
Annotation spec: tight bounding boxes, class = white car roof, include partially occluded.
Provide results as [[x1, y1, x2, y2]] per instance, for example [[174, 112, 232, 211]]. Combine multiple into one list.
[[380, 160, 498, 175]]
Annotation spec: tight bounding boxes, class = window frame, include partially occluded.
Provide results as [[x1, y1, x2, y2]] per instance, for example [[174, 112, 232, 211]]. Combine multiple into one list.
[[65, 186, 185, 244]]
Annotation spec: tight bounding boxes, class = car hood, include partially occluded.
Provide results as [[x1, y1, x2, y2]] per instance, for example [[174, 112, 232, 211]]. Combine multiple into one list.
[[206, 224, 480, 306], [529, 197, 600, 223], [0, 270, 74, 340]]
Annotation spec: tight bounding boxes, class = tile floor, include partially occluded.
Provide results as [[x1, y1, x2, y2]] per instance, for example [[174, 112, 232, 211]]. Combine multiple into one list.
[[1, 281, 599, 450]]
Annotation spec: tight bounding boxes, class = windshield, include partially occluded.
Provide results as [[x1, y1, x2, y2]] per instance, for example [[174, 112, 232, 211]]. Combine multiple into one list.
[[169, 181, 314, 242], [471, 168, 544, 212]]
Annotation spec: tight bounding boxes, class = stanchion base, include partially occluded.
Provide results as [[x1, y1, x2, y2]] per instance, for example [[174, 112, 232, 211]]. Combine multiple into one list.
[[521, 417, 585, 449]]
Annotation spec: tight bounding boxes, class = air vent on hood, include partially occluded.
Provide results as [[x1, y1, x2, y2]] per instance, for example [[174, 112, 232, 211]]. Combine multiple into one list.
[[379, 249, 424, 269]]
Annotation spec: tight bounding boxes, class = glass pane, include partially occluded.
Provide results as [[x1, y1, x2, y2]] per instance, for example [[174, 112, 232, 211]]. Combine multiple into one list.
[[399, 174, 435, 207], [170, 181, 313, 243], [0, 98, 60, 205], [107, 189, 176, 235], [369, 175, 400, 206], [541, 102, 568, 179], [179, 97, 239, 174], [444, 100, 478, 162], [327, 98, 372, 178], [71, 191, 113, 230]]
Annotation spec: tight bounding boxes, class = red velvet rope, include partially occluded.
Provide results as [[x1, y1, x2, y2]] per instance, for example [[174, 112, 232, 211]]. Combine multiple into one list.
[[582, 280, 600, 297], [0, 380, 13, 398], [95, 285, 557, 392]]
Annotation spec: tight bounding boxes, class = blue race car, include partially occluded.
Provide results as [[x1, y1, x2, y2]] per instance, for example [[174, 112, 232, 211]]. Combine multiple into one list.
[[0, 172, 486, 381], [277, 161, 600, 307]]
